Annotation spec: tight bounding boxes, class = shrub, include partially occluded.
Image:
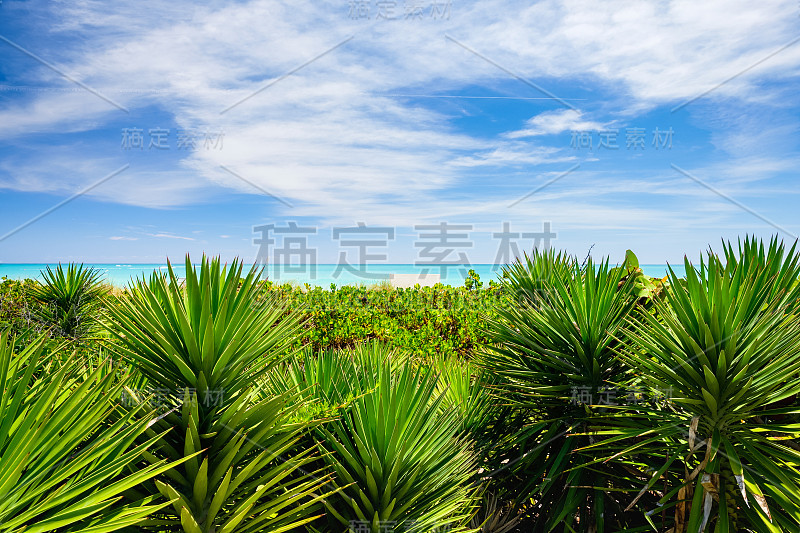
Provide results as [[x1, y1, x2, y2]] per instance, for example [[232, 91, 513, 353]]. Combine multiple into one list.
[[0, 332, 181, 532], [619, 237, 800, 531], [481, 254, 650, 531], [31, 263, 106, 340], [318, 360, 478, 533], [107, 256, 331, 533]]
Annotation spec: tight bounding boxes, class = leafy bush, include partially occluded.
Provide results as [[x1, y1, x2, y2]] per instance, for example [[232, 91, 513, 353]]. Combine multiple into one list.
[[0, 276, 37, 334], [262, 281, 507, 359]]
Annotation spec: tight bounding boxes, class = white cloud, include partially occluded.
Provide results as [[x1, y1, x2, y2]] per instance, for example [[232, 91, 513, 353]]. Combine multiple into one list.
[[461, 0, 800, 106], [505, 110, 605, 138], [451, 143, 574, 167], [0, 0, 798, 239], [149, 233, 195, 241]]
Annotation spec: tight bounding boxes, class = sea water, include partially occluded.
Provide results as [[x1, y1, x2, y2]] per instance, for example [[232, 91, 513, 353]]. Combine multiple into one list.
[[0, 263, 687, 288]]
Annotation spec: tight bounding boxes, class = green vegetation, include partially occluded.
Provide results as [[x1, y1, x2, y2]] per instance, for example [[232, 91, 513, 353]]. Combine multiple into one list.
[[316, 360, 477, 533], [0, 236, 799, 532], [0, 277, 36, 333], [616, 238, 800, 531], [31, 263, 107, 340], [0, 332, 184, 532], [481, 256, 645, 531], [261, 280, 504, 359], [107, 257, 331, 533]]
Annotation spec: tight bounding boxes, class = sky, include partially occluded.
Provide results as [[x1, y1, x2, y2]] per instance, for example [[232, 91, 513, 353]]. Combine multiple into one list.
[[0, 0, 799, 266]]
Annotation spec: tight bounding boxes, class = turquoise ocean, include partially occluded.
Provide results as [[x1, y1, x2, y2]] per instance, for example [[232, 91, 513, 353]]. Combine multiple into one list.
[[0, 263, 687, 288]]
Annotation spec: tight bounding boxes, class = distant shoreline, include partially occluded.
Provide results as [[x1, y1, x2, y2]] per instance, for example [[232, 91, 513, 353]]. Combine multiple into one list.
[[0, 263, 687, 287]]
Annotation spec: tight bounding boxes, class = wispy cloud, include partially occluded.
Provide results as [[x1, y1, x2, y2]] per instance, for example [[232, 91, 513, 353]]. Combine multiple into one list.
[[0, 0, 798, 262], [505, 110, 605, 138], [149, 233, 195, 241], [2, 0, 797, 212]]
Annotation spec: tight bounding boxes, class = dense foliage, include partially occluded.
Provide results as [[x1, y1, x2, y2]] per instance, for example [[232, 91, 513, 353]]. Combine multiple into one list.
[[0, 273, 501, 359], [261, 277, 505, 358], [0, 332, 184, 532], [0, 277, 36, 333], [0, 236, 799, 533], [107, 257, 331, 533], [481, 256, 646, 531], [31, 263, 107, 340]]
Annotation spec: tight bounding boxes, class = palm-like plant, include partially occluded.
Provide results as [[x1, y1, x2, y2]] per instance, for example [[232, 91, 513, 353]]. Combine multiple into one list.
[[107, 256, 331, 533], [31, 263, 106, 339], [0, 332, 182, 533], [620, 240, 800, 532], [482, 255, 649, 531], [467, 492, 520, 533], [316, 357, 478, 533], [499, 249, 575, 307], [433, 357, 501, 441], [433, 358, 521, 532], [720, 235, 800, 310], [264, 341, 405, 410]]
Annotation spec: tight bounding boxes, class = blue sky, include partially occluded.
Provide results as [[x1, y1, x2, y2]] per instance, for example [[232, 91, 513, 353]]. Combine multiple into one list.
[[0, 0, 799, 265]]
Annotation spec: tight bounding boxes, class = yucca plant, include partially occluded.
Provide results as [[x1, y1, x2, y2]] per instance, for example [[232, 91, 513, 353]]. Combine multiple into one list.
[[264, 341, 405, 410], [431, 357, 522, 478], [720, 235, 800, 312], [432, 358, 522, 532], [482, 255, 652, 531], [618, 239, 800, 532], [317, 359, 478, 533], [31, 263, 106, 340], [499, 249, 575, 307], [107, 256, 331, 533], [0, 332, 183, 532], [433, 357, 501, 441], [468, 492, 521, 533]]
